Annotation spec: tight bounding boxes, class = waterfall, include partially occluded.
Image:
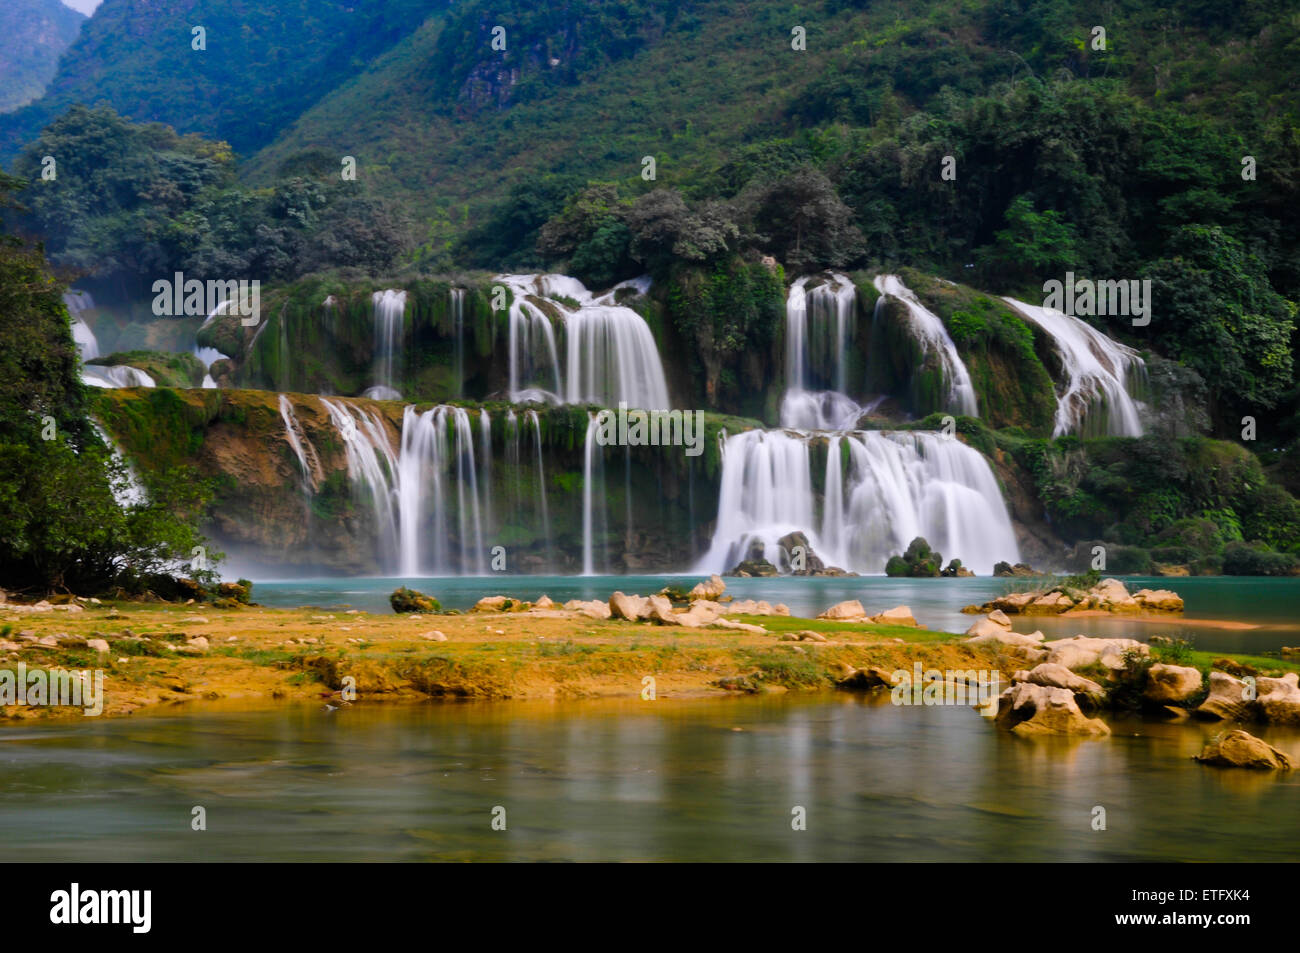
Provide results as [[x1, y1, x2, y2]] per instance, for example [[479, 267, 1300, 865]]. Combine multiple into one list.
[[1002, 297, 1146, 437], [81, 365, 156, 388], [278, 395, 322, 493], [479, 408, 493, 544], [581, 412, 601, 575], [873, 275, 978, 417], [89, 420, 147, 508], [779, 273, 881, 430], [64, 291, 99, 360], [786, 273, 856, 392], [500, 274, 564, 403], [365, 290, 406, 401], [321, 398, 401, 568], [193, 345, 228, 390], [498, 274, 670, 409], [696, 428, 1019, 576], [451, 409, 487, 574], [527, 409, 553, 569], [451, 287, 466, 397]]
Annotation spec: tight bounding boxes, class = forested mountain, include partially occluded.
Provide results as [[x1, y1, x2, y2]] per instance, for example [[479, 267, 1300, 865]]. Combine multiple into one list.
[[0, 0, 450, 159], [0, 0, 85, 113]]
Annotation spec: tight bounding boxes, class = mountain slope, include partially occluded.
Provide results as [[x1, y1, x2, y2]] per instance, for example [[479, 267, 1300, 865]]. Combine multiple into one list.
[[0, 0, 85, 113], [242, 0, 1300, 262], [0, 0, 450, 160]]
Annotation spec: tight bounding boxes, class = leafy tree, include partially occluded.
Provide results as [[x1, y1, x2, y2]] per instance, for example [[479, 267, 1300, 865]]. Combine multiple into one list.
[[738, 166, 864, 273]]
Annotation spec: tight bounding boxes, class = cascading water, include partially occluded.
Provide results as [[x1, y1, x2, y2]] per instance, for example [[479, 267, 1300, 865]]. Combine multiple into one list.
[[696, 428, 1019, 576], [64, 291, 99, 360], [89, 420, 147, 507], [497, 274, 670, 409], [81, 365, 156, 388], [278, 395, 322, 494], [365, 290, 407, 401], [321, 398, 401, 568], [193, 345, 229, 389], [527, 410, 553, 570], [873, 275, 978, 417], [1001, 297, 1146, 437], [581, 412, 602, 575]]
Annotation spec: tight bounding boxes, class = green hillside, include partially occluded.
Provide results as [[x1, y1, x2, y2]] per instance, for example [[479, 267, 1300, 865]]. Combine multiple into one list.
[[0, 0, 85, 113], [0, 0, 449, 159]]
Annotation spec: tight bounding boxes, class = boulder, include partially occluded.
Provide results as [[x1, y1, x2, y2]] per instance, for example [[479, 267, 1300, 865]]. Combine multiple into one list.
[[644, 595, 681, 626], [1143, 663, 1204, 705], [1020, 663, 1105, 696], [687, 575, 726, 601], [533, 595, 554, 609], [1133, 588, 1184, 612], [1032, 590, 1075, 611], [1195, 730, 1292, 770], [471, 595, 511, 612], [987, 609, 1012, 629], [86, 638, 110, 654], [818, 600, 868, 621], [678, 602, 721, 627], [1257, 673, 1300, 725], [1042, 636, 1148, 671], [564, 599, 612, 620], [870, 605, 918, 627], [724, 599, 788, 616], [994, 682, 1110, 736], [711, 618, 766, 634], [964, 629, 1047, 654], [609, 591, 649, 621], [187, 636, 210, 652], [1195, 671, 1255, 722], [419, 631, 448, 642]]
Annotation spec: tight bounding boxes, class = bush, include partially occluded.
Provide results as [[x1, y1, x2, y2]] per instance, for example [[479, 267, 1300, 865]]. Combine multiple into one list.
[[390, 587, 440, 613], [884, 537, 943, 577], [1221, 541, 1299, 577]]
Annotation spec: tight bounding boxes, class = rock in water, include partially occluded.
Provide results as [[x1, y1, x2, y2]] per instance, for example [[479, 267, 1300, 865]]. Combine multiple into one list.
[[818, 600, 868, 621], [1143, 663, 1204, 705], [1195, 730, 1293, 770], [994, 682, 1111, 737], [391, 587, 440, 613], [688, 574, 726, 601], [1194, 671, 1255, 721], [1258, 673, 1300, 725], [870, 605, 917, 627]]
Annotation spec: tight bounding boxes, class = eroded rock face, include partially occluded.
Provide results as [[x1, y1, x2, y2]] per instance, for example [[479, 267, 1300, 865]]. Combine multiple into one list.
[[994, 682, 1111, 737], [818, 600, 867, 621], [724, 599, 789, 616], [1195, 730, 1293, 770], [1144, 663, 1204, 705], [1195, 671, 1255, 722]]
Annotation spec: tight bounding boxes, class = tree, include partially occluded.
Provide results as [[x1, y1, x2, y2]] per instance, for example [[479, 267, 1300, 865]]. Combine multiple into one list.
[[739, 166, 864, 273]]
